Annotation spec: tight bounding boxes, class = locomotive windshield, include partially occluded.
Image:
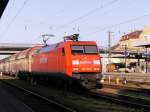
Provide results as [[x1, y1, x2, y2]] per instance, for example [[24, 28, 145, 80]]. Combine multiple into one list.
[[71, 45, 98, 54]]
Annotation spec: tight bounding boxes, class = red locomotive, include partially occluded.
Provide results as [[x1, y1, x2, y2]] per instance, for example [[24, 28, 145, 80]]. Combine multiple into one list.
[[0, 34, 102, 88]]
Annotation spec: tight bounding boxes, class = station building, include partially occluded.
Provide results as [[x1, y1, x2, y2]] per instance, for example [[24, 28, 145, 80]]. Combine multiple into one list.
[[115, 27, 150, 53], [102, 27, 150, 73]]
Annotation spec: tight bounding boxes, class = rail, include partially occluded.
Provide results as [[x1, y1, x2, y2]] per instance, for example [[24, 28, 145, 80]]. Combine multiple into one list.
[[87, 89, 150, 111], [0, 79, 77, 112]]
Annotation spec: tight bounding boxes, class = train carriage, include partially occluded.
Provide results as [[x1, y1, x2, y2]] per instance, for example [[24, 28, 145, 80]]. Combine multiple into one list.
[[0, 46, 42, 76]]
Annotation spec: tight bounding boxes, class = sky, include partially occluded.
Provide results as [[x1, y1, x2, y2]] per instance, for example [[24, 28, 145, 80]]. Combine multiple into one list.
[[1, 0, 150, 47]]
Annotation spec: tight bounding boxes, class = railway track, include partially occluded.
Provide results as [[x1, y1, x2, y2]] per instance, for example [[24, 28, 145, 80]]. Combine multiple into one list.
[[0, 79, 77, 112], [103, 83, 145, 90], [103, 83, 150, 96], [0, 75, 147, 112], [87, 88, 150, 111]]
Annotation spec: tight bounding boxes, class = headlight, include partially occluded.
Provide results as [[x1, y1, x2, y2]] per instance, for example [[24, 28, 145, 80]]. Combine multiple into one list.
[[93, 60, 100, 64], [94, 68, 100, 70], [72, 60, 79, 65]]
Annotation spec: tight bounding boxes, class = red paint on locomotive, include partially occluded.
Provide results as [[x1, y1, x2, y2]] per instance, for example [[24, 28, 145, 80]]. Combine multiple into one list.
[[31, 41, 102, 79]]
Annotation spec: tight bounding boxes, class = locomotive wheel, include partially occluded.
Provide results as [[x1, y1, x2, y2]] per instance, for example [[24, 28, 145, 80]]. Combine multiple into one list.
[[81, 80, 96, 89]]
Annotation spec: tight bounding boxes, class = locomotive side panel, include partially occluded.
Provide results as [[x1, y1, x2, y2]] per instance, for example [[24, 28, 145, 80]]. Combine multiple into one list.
[[57, 47, 66, 74], [57, 45, 68, 75], [64, 43, 73, 77], [32, 50, 59, 73]]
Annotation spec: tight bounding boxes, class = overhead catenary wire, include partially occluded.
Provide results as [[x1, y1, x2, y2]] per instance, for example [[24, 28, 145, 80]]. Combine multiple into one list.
[[0, 0, 29, 38], [86, 11, 150, 35], [54, 0, 119, 31], [78, 0, 137, 27], [54, 0, 75, 17]]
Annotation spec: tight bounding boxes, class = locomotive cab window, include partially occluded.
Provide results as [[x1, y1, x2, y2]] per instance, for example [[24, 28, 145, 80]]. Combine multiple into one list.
[[71, 45, 98, 54], [84, 45, 98, 54], [71, 45, 84, 54], [62, 48, 65, 56]]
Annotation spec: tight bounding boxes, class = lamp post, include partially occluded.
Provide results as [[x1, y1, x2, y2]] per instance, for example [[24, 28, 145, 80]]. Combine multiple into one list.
[[146, 47, 148, 73], [122, 45, 128, 73], [108, 31, 113, 72], [125, 45, 128, 72]]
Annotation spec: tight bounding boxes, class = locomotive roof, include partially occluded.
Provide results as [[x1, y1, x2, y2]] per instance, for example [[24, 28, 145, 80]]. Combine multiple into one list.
[[33, 41, 97, 54], [48, 41, 97, 46], [64, 41, 97, 44]]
